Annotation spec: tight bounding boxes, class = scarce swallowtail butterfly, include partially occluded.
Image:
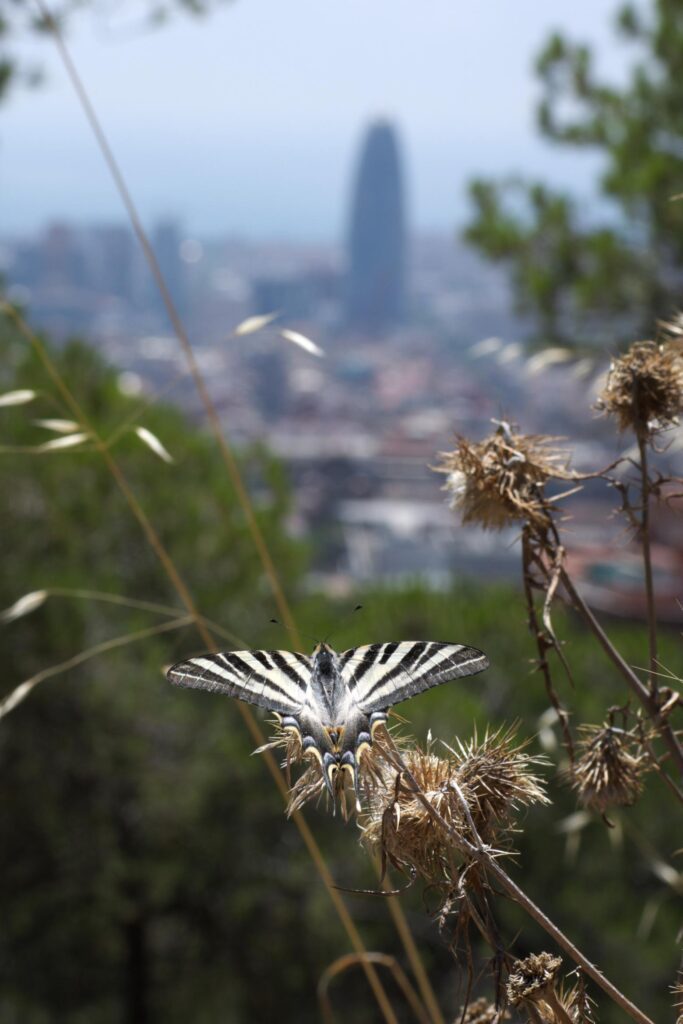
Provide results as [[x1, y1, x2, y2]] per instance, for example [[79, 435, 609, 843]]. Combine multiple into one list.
[[168, 640, 489, 799]]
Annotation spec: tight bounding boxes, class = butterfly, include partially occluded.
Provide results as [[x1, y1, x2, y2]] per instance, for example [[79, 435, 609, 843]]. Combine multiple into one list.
[[167, 640, 489, 798]]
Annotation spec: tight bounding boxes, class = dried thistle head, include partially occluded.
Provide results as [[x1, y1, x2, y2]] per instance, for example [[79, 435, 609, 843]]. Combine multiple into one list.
[[361, 744, 464, 881], [568, 724, 646, 814], [435, 421, 577, 532], [596, 339, 683, 439], [360, 727, 549, 882], [444, 726, 550, 842], [506, 952, 563, 1011], [453, 996, 509, 1023]]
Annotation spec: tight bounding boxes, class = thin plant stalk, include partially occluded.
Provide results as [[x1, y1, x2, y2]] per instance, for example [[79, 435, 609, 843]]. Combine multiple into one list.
[[18, 10, 444, 1013], [42, 587, 246, 647], [521, 529, 574, 759], [32, 0, 299, 645], [558, 564, 683, 784], [0, 615, 193, 719], [380, 869, 447, 1024], [318, 953, 431, 1024], [4, 307, 402, 1024], [636, 433, 658, 693]]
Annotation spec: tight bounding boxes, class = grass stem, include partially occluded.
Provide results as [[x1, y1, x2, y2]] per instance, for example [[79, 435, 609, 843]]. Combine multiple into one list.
[[3, 302, 403, 1024], [15, 8, 445, 1011]]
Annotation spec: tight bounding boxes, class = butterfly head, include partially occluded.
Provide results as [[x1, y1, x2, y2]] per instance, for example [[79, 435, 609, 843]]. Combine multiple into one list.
[[312, 641, 336, 676]]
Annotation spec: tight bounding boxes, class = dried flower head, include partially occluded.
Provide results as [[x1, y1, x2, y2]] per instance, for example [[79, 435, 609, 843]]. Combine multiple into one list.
[[444, 726, 550, 841], [361, 744, 463, 881], [360, 728, 549, 881], [506, 952, 562, 1007], [569, 724, 646, 814], [435, 421, 577, 531], [597, 339, 683, 438], [453, 996, 508, 1023]]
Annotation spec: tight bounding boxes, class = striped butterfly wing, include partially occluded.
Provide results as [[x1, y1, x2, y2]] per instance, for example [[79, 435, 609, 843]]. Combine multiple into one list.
[[167, 650, 310, 715], [340, 641, 489, 715]]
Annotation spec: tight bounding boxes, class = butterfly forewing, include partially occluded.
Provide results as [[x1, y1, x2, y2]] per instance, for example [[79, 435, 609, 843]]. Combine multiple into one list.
[[341, 641, 489, 715], [167, 649, 309, 715]]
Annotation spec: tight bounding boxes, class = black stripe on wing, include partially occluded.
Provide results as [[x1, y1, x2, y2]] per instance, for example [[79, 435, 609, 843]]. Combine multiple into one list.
[[167, 649, 309, 715], [341, 641, 489, 714]]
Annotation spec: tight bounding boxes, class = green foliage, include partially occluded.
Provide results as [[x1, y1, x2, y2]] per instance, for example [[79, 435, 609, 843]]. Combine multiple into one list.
[[464, 0, 683, 347], [0, 0, 230, 106], [0, 327, 679, 1022]]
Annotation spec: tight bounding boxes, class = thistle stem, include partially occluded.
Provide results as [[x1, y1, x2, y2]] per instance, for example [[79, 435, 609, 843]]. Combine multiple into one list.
[[521, 531, 574, 760], [636, 433, 658, 693], [559, 566, 683, 784], [386, 747, 656, 1024]]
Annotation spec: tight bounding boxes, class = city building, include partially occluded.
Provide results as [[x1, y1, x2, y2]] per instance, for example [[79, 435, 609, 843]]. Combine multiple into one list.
[[346, 120, 406, 333]]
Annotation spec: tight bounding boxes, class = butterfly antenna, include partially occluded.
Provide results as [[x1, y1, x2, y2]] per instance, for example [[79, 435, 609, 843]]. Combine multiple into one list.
[[323, 604, 363, 646], [269, 618, 319, 648]]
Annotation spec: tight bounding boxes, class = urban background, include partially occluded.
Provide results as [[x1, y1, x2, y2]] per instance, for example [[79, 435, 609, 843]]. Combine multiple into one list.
[[0, 2, 681, 1023]]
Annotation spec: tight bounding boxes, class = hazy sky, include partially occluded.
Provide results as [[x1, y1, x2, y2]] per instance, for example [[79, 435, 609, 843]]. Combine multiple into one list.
[[0, 0, 625, 241]]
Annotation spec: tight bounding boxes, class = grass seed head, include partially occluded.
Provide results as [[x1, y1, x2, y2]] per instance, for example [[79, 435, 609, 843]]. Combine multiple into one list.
[[506, 952, 562, 1007], [435, 423, 577, 531], [569, 724, 646, 814], [596, 339, 683, 439]]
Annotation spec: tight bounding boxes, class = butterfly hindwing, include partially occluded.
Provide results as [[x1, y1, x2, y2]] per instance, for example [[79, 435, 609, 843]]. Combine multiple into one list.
[[167, 649, 310, 715], [340, 640, 489, 715]]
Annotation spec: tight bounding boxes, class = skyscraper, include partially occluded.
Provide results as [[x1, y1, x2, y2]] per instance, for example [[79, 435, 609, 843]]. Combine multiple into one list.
[[346, 121, 406, 333]]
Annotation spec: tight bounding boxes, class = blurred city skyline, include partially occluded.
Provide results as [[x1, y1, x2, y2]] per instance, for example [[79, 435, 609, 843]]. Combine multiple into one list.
[[1, 0, 624, 239]]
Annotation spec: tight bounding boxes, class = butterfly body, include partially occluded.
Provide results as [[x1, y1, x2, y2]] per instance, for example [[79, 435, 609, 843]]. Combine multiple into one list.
[[168, 639, 489, 798]]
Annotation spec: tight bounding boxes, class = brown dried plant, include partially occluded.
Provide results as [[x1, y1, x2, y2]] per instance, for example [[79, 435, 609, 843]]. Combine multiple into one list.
[[360, 727, 549, 883], [596, 339, 683, 440], [506, 953, 564, 1021], [568, 723, 647, 814], [435, 421, 579, 533], [556, 971, 598, 1024], [453, 995, 509, 1023]]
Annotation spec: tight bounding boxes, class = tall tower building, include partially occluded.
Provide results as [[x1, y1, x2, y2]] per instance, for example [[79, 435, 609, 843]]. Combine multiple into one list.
[[346, 121, 406, 333]]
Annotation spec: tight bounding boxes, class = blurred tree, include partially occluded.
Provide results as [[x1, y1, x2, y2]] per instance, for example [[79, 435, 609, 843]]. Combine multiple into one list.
[[0, 325, 679, 1021], [0, 0, 231, 105], [464, 0, 683, 348]]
